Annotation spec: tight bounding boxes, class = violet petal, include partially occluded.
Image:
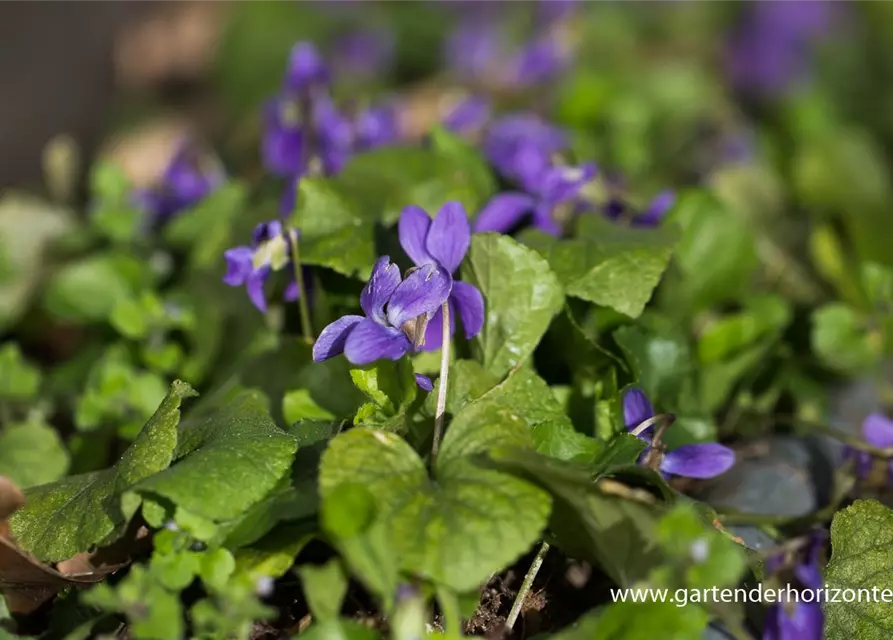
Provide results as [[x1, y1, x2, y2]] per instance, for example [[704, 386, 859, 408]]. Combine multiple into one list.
[[312, 315, 364, 362], [343, 318, 411, 365], [862, 412, 893, 448], [398, 205, 434, 266], [622, 388, 655, 430], [360, 256, 402, 325], [660, 443, 736, 479], [386, 264, 453, 330], [426, 201, 471, 273], [451, 280, 485, 339], [473, 192, 535, 233], [223, 246, 254, 287]]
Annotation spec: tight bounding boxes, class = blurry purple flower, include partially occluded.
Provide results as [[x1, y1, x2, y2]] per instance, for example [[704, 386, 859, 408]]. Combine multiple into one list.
[[223, 220, 303, 313], [763, 530, 826, 640], [445, 21, 504, 82], [285, 41, 329, 93], [843, 413, 893, 483], [133, 144, 225, 221], [726, 0, 842, 97], [482, 114, 567, 187], [415, 374, 434, 393], [262, 99, 307, 178], [509, 33, 569, 87], [354, 103, 400, 151], [605, 190, 676, 228], [537, 0, 578, 24], [314, 97, 355, 175], [474, 162, 596, 236], [313, 257, 453, 365], [442, 95, 491, 136], [332, 28, 395, 79], [622, 388, 735, 479], [399, 202, 485, 351]]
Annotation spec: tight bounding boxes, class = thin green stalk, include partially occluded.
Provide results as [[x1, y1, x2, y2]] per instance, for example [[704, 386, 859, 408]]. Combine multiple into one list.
[[435, 586, 462, 640], [506, 542, 550, 632], [289, 235, 314, 343], [431, 302, 451, 464]]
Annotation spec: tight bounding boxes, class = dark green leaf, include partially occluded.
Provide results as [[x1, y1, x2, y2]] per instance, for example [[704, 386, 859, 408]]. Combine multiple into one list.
[[298, 559, 349, 622]]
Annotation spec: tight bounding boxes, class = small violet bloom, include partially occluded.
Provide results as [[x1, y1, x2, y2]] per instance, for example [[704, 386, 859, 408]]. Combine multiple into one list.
[[843, 413, 893, 483], [331, 28, 395, 80], [132, 143, 225, 222], [474, 162, 596, 236], [763, 530, 826, 640], [442, 95, 492, 137], [604, 190, 676, 228], [482, 113, 567, 186], [399, 202, 485, 351], [312, 257, 452, 366], [622, 388, 735, 479], [223, 220, 302, 313]]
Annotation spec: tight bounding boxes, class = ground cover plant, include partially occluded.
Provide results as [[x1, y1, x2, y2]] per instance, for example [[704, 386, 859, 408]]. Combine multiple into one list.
[[2, 1, 893, 639]]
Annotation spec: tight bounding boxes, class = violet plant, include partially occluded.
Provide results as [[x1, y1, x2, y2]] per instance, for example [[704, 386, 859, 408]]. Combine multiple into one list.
[[3, 3, 892, 640]]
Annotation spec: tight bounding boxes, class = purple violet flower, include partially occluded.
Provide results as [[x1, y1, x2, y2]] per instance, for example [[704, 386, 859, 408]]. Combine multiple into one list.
[[482, 114, 567, 186], [132, 143, 225, 222], [604, 190, 676, 228], [312, 257, 453, 365], [843, 413, 893, 482], [223, 220, 303, 313], [725, 0, 842, 97], [442, 96, 492, 137], [474, 162, 596, 236], [763, 530, 826, 640], [331, 28, 395, 80], [285, 41, 330, 93], [622, 388, 735, 479], [415, 374, 434, 393], [398, 202, 485, 351]]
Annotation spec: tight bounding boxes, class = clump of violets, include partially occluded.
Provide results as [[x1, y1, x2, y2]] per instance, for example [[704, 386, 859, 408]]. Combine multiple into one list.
[[223, 220, 304, 313], [763, 530, 826, 640], [132, 142, 225, 223], [312, 257, 452, 366], [443, 1, 576, 92], [473, 113, 596, 236], [263, 41, 400, 214], [843, 413, 893, 483], [398, 202, 484, 350], [622, 388, 735, 479]]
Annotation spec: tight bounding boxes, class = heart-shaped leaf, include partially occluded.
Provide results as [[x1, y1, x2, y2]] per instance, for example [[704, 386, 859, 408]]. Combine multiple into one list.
[[319, 399, 552, 592], [463, 234, 564, 377]]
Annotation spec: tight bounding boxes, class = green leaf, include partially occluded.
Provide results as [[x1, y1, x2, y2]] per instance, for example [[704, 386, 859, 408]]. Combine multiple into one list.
[[429, 127, 497, 214], [10, 381, 196, 561], [291, 178, 377, 279], [479, 367, 601, 462], [0, 193, 76, 331], [464, 234, 564, 377], [349, 359, 417, 416], [283, 389, 336, 423], [525, 216, 678, 318], [83, 565, 183, 640], [337, 145, 494, 226], [591, 434, 648, 477], [298, 559, 349, 622], [664, 190, 758, 310], [552, 602, 708, 640], [825, 500, 893, 639], [421, 359, 499, 417], [300, 620, 381, 640], [613, 325, 691, 406], [812, 303, 881, 373], [0, 418, 69, 488], [320, 483, 400, 611], [319, 400, 552, 592], [233, 521, 315, 581], [697, 295, 791, 364], [486, 448, 667, 587], [199, 548, 236, 594], [128, 391, 296, 524], [0, 343, 41, 401], [164, 183, 247, 269], [43, 253, 149, 323], [657, 504, 747, 590]]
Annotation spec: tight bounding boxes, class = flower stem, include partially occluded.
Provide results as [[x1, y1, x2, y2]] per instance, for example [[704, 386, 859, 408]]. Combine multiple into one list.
[[288, 235, 314, 343], [506, 542, 550, 631], [431, 302, 451, 464]]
